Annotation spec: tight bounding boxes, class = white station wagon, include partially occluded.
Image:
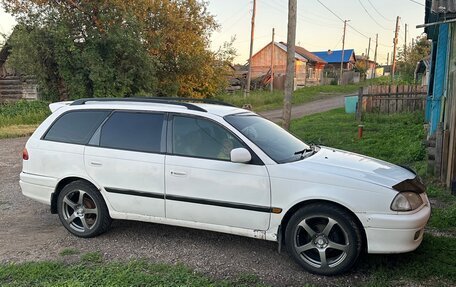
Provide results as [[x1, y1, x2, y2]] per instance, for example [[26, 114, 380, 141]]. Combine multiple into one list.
[[20, 98, 431, 275]]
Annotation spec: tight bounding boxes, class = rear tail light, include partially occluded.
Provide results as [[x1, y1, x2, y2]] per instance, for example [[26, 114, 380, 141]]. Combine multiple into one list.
[[22, 148, 29, 160]]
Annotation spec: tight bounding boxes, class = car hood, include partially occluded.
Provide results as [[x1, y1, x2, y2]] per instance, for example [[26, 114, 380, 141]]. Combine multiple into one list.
[[286, 147, 416, 189]]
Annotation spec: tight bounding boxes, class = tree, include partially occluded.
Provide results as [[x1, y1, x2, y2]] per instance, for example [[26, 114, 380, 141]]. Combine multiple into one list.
[[3, 1, 157, 100], [354, 60, 368, 80], [2, 0, 230, 100], [396, 35, 431, 83]]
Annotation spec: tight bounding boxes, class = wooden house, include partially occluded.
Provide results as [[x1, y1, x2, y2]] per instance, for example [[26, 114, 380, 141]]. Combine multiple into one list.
[[250, 42, 326, 88]]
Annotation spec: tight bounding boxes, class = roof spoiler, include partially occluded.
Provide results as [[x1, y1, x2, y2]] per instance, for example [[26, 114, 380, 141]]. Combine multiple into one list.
[[49, 101, 72, 113]]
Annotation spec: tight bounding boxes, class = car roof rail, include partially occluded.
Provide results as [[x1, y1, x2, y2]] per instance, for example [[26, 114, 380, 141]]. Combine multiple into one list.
[[69, 97, 234, 112]]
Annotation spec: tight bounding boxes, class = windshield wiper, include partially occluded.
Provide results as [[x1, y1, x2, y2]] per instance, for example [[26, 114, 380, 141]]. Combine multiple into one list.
[[294, 148, 313, 156], [294, 144, 318, 159]]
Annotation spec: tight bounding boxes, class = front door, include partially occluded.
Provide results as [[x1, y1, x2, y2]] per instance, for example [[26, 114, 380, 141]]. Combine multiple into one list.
[[165, 115, 271, 230]]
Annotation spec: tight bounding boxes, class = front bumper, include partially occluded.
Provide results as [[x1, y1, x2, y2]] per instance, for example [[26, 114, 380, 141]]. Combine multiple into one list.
[[19, 172, 56, 205], [359, 204, 431, 253]]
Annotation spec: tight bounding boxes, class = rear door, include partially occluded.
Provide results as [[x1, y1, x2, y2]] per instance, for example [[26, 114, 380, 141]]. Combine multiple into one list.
[[84, 111, 166, 217]]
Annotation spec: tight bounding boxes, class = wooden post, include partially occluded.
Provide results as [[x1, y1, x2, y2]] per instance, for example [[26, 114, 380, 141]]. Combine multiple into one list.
[[435, 123, 444, 178], [270, 28, 275, 93], [245, 0, 256, 98], [339, 20, 349, 85], [282, 0, 297, 130], [356, 87, 363, 121], [391, 16, 400, 83]]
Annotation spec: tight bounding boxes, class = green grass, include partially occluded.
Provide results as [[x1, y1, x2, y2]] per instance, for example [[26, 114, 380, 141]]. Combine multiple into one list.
[[81, 251, 103, 263], [216, 77, 391, 111], [59, 248, 80, 257], [0, 260, 266, 287], [359, 235, 456, 286], [291, 108, 426, 165], [0, 100, 50, 139]]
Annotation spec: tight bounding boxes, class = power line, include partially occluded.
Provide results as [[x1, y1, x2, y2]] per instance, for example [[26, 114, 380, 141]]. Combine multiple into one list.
[[261, 0, 340, 29], [316, 0, 344, 22], [367, 0, 393, 22], [357, 0, 389, 30], [407, 0, 425, 7], [316, 0, 392, 48]]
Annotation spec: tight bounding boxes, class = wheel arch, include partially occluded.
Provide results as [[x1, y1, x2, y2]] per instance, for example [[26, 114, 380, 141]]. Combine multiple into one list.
[[51, 176, 100, 214], [279, 199, 367, 252]]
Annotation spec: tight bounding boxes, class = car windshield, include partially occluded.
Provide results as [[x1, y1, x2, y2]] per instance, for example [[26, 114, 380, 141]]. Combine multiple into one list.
[[225, 113, 313, 163]]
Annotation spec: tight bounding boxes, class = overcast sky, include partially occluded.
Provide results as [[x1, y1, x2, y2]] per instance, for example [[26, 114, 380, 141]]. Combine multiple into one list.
[[1, 0, 427, 65]]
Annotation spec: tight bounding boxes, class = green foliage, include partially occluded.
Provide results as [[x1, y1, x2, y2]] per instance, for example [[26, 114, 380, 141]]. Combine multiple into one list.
[[3, 0, 230, 100], [6, 15, 156, 101], [0, 260, 267, 286], [0, 100, 50, 127], [396, 35, 431, 83], [291, 109, 426, 164]]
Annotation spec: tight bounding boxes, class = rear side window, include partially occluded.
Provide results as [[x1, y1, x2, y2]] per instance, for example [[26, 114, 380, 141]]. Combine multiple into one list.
[[100, 112, 164, 153], [44, 110, 110, 144]]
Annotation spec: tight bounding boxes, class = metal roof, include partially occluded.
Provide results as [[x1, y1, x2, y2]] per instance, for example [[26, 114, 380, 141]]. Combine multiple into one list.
[[311, 49, 356, 64], [294, 45, 327, 64], [432, 0, 456, 13], [274, 42, 308, 62]]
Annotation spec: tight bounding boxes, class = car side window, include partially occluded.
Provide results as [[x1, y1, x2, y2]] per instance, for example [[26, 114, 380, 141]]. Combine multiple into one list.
[[44, 110, 110, 145], [172, 116, 243, 160], [100, 111, 164, 153]]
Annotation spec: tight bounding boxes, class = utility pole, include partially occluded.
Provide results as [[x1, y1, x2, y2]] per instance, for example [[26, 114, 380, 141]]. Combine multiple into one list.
[[282, 0, 297, 131], [367, 37, 371, 79], [373, 33, 378, 78], [245, 0, 256, 97], [367, 37, 371, 59], [391, 16, 400, 83], [387, 52, 390, 66], [270, 28, 275, 93], [404, 23, 408, 62], [339, 20, 349, 85]]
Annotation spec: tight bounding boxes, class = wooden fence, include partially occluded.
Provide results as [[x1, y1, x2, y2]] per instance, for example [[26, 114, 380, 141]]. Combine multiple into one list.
[[356, 85, 427, 120]]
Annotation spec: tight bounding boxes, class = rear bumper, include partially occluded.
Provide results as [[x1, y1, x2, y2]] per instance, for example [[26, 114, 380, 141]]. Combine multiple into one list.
[[19, 172, 57, 205], [361, 205, 431, 253]]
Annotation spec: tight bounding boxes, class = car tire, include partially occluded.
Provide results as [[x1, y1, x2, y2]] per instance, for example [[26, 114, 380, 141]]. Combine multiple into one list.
[[57, 180, 112, 238], [285, 203, 362, 275]]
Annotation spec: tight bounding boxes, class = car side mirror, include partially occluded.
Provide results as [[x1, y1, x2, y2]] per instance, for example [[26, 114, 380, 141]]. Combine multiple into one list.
[[230, 148, 252, 163]]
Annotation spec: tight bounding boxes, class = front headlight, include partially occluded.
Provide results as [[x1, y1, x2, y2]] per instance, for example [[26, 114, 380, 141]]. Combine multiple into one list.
[[390, 191, 424, 211]]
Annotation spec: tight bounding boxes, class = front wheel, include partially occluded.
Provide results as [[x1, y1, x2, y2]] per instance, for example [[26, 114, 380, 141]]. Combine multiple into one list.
[[285, 203, 362, 275], [57, 180, 112, 238]]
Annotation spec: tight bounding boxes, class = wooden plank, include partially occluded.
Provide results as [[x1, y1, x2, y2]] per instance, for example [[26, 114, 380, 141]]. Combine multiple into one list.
[[356, 87, 363, 121]]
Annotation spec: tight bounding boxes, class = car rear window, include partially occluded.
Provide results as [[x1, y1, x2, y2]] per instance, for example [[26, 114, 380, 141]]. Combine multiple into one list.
[[44, 110, 110, 145], [99, 111, 164, 153]]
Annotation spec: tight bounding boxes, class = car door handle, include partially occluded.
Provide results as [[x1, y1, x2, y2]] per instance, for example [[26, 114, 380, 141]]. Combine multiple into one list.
[[90, 161, 103, 166], [170, 171, 187, 176]]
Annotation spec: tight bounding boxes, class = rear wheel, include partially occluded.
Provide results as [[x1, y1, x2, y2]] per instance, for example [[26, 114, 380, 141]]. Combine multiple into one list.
[[285, 203, 362, 275], [57, 180, 111, 238]]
